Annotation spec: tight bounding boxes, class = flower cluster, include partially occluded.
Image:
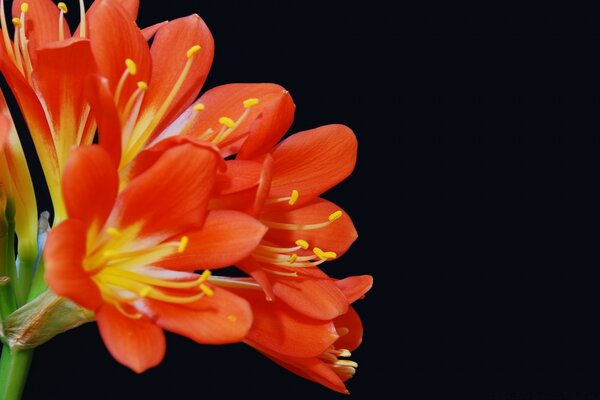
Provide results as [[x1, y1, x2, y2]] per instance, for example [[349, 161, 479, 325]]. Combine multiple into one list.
[[0, 0, 371, 395]]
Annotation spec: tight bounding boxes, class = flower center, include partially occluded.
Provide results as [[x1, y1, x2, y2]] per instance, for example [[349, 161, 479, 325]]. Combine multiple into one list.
[[84, 225, 213, 318], [319, 345, 358, 381]]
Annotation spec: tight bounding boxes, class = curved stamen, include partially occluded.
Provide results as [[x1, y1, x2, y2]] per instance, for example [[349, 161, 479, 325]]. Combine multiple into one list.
[[261, 210, 343, 231], [78, 0, 86, 38], [57, 2, 67, 40], [0, 0, 15, 60]]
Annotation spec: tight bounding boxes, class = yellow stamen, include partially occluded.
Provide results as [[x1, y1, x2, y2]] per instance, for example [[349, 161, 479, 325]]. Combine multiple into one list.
[[12, 17, 21, 27], [79, 0, 86, 38], [200, 284, 214, 297], [289, 253, 298, 263], [139, 286, 152, 297], [0, 0, 15, 61], [101, 267, 209, 290], [57, 2, 68, 13], [329, 211, 343, 222], [199, 269, 211, 282], [178, 236, 189, 253], [243, 98, 259, 108], [218, 116, 235, 129], [186, 44, 201, 58], [20, 3, 28, 13], [125, 58, 137, 75], [313, 247, 337, 260], [334, 360, 359, 368], [288, 189, 299, 205], [295, 239, 309, 249], [264, 268, 298, 277], [57, 3, 66, 40], [193, 103, 205, 111], [137, 81, 148, 91]]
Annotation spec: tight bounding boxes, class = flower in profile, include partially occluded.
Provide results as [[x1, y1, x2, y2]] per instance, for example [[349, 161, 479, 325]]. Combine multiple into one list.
[[219, 275, 372, 393], [44, 141, 266, 372]]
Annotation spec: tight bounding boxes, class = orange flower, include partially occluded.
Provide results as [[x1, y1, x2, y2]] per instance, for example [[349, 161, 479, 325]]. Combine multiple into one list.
[[220, 275, 372, 393], [206, 117, 361, 320], [44, 140, 266, 372]]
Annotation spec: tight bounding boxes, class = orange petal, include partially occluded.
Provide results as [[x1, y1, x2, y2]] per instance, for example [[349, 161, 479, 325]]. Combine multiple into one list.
[[43, 219, 102, 311], [85, 75, 122, 167], [271, 267, 349, 320], [141, 21, 167, 40], [268, 125, 357, 209], [34, 38, 98, 169], [334, 307, 363, 352], [62, 146, 118, 229], [261, 198, 358, 256], [138, 14, 214, 141], [234, 289, 338, 358], [87, 0, 151, 108], [141, 285, 252, 344], [0, 44, 59, 201], [168, 83, 290, 155], [257, 351, 348, 394], [335, 275, 373, 304], [158, 210, 267, 271], [209, 156, 273, 215], [116, 142, 220, 237], [236, 89, 295, 160], [96, 304, 165, 373], [12, 0, 70, 57]]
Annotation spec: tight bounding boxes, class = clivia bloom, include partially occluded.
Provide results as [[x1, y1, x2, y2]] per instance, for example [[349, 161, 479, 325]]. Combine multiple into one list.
[[44, 141, 266, 372], [219, 274, 372, 394]]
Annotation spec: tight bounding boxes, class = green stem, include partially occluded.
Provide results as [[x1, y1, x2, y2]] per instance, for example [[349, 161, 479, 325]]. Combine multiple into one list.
[[26, 258, 46, 303], [14, 258, 35, 308], [0, 345, 33, 400]]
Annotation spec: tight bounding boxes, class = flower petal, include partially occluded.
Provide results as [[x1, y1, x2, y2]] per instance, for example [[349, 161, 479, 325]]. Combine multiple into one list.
[[85, 75, 122, 167], [261, 198, 357, 255], [87, 0, 151, 108], [62, 145, 118, 229], [96, 304, 165, 373], [268, 125, 357, 208], [236, 89, 295, 160], [158, 210, 267, 271], [258, 352, 348, 394], [271, 267, 349, 320], [34, 38, 98, 168], [140, 285, 252, 344], [44, 219, 102, 311], [335, 275, 373, 304], [12, 0, 70, 56], [209, 156, 273, 215], [136, 14, 214, 142], [334, 307, 363, 352], [115, 141, 220, 237], [234, 288, 338, 358]]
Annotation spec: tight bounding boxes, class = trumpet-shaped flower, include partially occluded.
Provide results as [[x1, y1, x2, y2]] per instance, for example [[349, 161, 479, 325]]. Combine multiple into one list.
[[44, 141, 266, 372]]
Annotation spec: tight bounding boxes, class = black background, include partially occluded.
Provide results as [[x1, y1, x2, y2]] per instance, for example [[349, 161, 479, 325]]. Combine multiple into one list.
[[10, 1, 600, 400]]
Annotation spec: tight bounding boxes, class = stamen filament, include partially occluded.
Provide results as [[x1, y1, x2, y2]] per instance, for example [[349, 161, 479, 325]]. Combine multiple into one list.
[[101, 267, 208, 289], [0, 0, 15, 61], [79, 0, 86, 38]]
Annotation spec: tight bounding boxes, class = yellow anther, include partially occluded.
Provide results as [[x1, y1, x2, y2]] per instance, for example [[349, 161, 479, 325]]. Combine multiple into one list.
[[200, 283, 214, 297], [218, 116, 235, 128], [328, 210, 343, 222], [337, 349, 352, 357], [313, 247, 337, 260], [289, 253, 298, 263], [12, 17, 21, 27], [106, 227, 122, 237], [227, 314, 237, 322], [20, 3, 28, 13], [288, 189, 299, 205], [186, 44, 201, 58], [335, 360, 359, 368], [243, 98, 259, 108], [199, 269, 211, 282], [139, 287, 152, 297], [125, 58, 137, 75], [193, 103, 205, 111], [57, 2, 68, 13], [137, 81, 148, 91], [178, 236, 189, 253], [295, 239, 309, 249]]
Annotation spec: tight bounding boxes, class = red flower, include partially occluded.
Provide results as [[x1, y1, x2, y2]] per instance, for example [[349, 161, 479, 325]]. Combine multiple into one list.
[[44, 140, 266, 372]]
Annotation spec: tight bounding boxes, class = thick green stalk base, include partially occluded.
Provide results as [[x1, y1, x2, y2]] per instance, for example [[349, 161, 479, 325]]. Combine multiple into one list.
[[0, 345, 33, 400]]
